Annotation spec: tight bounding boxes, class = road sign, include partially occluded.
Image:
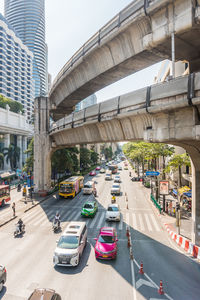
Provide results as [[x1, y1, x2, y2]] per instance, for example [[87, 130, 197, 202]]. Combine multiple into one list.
[[146, 171, 160, 176]]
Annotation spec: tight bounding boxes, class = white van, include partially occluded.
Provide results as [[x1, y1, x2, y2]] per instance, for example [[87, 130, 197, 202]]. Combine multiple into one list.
[[105, 170, 112, 181], [53, 221, 87, 267], [83, 181, 95, 195]]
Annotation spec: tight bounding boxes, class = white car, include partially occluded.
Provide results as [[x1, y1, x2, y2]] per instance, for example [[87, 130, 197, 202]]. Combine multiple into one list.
[[106, 204, 120, 221], [111, 183, 121, 195], [100, 168, 106, 173], [114, 175, 121, 183]]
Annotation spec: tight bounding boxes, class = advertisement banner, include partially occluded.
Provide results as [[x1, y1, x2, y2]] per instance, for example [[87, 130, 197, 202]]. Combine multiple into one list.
[[159, 180, 169, 195]]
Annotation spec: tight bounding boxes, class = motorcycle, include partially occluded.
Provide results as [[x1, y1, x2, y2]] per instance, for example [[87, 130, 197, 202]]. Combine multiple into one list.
[[52, 219, 61, 233], [14, 223, 25, 237], [111, 196, 116, 203], [17, 184, 21, 192]]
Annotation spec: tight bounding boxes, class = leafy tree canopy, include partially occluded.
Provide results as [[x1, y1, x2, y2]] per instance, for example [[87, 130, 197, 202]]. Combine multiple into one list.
[[0, 94, 24, 114]]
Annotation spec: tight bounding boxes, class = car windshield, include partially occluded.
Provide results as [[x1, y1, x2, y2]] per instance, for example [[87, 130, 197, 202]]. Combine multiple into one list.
[[57, 236, 79, 249], [108, 206, 119, 212], [84, 185, 91, 189], [98, 235, 115, 243], [115, 176, 120, 179], [84, 203, 93, 209], [112, 185, 119, 188]]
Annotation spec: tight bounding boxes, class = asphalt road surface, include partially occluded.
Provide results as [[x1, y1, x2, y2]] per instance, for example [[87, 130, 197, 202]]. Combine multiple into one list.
[[0, 164, 200, 300]]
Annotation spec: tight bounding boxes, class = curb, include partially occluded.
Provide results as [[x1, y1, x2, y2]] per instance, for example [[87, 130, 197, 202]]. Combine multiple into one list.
[[24, 193, 55, 213], [0, 215, 17, 227], [164, 223, 200, 259]]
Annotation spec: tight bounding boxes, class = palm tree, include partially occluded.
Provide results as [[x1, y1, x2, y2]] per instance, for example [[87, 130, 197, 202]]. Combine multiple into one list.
[[3, 144, 20, 170]]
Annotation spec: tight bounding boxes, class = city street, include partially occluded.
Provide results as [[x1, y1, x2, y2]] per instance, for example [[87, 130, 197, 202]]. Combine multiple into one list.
[[0, 165, 200, 300]]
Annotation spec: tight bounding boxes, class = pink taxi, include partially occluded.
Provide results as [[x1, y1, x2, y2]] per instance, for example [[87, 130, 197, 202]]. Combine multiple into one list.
[[94, 227, 118, 260], [89, 170, 96, 176]]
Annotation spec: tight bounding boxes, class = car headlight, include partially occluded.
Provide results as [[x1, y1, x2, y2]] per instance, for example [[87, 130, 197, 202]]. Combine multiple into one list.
[[71, 253, 79, 258]]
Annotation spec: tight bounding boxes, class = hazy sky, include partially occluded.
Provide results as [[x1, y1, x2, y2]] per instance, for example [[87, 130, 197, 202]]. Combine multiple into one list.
[[0, 0, 162, 102]]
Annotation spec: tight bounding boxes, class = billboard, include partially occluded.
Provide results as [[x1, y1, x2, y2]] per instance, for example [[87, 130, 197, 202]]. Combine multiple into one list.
[[159, 180, 169, 195]]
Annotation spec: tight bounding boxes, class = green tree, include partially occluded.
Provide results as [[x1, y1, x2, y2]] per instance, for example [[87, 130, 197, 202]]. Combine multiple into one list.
[[0, 94, 24, 114], [90, 150, 99, 165], [80, 148, 91, 169], [3, 144, 20, 169], [165, 153, 191, 187], [104, 146, 113, 161], [23, 138, 34, 173]]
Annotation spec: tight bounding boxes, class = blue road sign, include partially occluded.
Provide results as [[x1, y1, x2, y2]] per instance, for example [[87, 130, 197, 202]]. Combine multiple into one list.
[[146, 171, 160, 176]]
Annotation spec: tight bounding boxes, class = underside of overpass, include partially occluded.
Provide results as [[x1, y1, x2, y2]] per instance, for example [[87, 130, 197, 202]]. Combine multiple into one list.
[[49, 0, 200, 120]]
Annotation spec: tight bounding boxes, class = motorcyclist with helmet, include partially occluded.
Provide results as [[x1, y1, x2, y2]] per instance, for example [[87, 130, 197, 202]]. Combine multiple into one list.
[[54, 212, 60, 227], [18, 218, 24, 233]]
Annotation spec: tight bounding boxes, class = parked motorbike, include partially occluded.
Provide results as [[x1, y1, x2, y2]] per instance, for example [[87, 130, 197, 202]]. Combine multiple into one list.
[[14, 223, 25, 237], [52, 220, 61, 233]]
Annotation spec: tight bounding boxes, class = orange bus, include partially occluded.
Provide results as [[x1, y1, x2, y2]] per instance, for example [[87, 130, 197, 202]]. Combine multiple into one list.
[[0, 185, 11, 207]]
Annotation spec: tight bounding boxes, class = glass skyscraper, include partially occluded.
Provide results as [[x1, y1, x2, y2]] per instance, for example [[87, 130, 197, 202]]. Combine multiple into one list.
[[4, 0, 47, 98]]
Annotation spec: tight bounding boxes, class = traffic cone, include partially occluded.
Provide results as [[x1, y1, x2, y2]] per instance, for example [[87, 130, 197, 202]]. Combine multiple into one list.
[[127, 236, 131, 248], [126, 227, 129, 237], [126, 202, 129, 209], [139, 262, 144, 274], [158, 280, 164, 295]]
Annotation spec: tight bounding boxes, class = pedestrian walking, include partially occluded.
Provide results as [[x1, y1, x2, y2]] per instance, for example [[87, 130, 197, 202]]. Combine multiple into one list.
[[12, 202, 16, 217]]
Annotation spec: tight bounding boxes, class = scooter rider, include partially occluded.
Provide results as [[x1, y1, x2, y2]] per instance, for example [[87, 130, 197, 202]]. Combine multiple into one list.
[[54, 212, 60, 227], [18, 218, 24, 233], [111, 195, 116, 203]]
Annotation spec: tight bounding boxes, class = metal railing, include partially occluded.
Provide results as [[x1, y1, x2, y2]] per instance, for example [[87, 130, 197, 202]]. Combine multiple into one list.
[[51, 0, 153, 91], [151, 194, 162, 213]]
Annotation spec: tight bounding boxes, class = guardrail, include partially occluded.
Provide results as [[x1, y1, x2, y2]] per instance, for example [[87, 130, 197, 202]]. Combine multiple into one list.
[[51, 0, 153, 90], [151, 194, 162, 213]]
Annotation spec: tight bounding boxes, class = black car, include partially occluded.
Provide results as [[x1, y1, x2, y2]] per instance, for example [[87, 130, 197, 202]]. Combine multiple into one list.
[[0, 265, 6, 292], [28, 288, 61, 300]]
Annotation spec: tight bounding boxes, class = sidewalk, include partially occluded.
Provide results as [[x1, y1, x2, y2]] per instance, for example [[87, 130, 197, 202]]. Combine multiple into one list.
[[128, 165, 199, 259], [0, 192, 53, 227]]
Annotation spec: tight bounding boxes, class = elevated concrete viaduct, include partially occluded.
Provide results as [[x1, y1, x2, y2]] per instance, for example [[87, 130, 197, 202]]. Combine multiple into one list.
[[34, 73, 200, 245], [49, 0, 200, 120]]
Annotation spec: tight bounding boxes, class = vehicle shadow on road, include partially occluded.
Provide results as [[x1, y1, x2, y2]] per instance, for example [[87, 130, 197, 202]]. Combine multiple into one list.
[[0, 286, 7, 299], [54, 242, 91, 275]]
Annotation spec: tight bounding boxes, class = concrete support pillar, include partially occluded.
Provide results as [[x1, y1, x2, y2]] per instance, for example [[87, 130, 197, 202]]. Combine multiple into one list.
[[17, 135, 22, 169], [4, 133, 10, 170], [191, 162, 200, 246], [34, 97, 52, 192]]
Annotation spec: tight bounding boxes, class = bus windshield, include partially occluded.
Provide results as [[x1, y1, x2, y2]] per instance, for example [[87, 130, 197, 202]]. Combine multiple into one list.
[[60, 184, 73, 193]]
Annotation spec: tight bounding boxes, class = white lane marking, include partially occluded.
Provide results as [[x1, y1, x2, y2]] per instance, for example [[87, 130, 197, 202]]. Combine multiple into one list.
[[96, 212, 105, 228], [132, 213, 138, 230], [22, 209, 41, 223], [69, 210, 82, 221], [130, 258, 137, 300], [138, 214, 145, 231], [126, 212, 129, 226], [150, 214, 160, 231], [134, 260, 173, 300], [136, 278, 154, 289], [144, 214, 153, 231], [33, 212, 54, 226], [88, 214, 99, 228], [118, 215, 123, 230]]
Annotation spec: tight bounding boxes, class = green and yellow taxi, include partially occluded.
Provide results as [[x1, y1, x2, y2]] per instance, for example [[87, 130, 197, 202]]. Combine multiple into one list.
[[81, 201, 98, 218]]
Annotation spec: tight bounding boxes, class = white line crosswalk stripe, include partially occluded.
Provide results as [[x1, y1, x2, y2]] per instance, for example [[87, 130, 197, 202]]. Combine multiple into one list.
[[88, 214, 99, 228], [149, 214, 161, 231], [138, 214, 145, 231], [97, 212, 105, 228], [144, 214, 153, 231], [132, 213, 138, 230]]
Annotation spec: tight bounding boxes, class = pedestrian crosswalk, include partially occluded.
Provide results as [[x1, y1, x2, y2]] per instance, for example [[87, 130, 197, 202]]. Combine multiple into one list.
[[20, 207, 162, 233]]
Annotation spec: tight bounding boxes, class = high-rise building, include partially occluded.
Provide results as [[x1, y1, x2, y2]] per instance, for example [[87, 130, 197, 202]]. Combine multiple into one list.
[[4, 0, 47, 98], [75, 94, 97, 111], [0, 13, 34, 121]]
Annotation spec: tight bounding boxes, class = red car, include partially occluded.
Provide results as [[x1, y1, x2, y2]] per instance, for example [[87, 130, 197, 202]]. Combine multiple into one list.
[[96, 166, 101, 170], [89, 170, 96, 176], [94, 227, 118, 259]]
